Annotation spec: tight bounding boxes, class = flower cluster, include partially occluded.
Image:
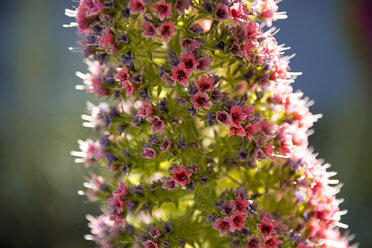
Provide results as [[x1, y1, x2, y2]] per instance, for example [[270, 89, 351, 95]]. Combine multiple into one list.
[[66, 0, 354, 247]]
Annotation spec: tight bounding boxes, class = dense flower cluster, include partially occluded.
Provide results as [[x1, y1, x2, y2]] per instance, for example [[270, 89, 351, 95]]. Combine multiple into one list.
[[66, 0, 354, 247]]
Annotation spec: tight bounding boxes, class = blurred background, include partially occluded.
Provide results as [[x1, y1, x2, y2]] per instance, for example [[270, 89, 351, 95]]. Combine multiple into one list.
[[0, 0, 371, 247]]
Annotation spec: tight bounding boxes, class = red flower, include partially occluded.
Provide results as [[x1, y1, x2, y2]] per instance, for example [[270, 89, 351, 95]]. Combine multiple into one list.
[[242, 105, 255, 120], [257, 217, 277, 237], [230, 211, 247, 231], [171, 165, 192, 186], [260, 119, 276, 137], [83, 0, 104, 18], [244, 122, 260, 139], [246, 237, 261, 248], [99, 28, 114, 47], [115, 67, 130, 82], [122, 80, 137, 98], [141, 147, 157, 159], [262, 235, 282, 248], [263, 141, 274, 160], [157, 21, 177, 43], [108, 196, 125, 213], [138, 102, 155, 117], [229, 106, 247, 128], [141, 22, 157, 38], [171, 62, 191, 86], [195, 75, 214, 92], [232, 196, 249, 213], [181, 52, 197, 70], [128, 0, 146, 14], [213, 217, 234, 236], [91, 77, 109, 98], [228, 126, 246, 137], [146, 116, 164, 134], [152, 1, 172, 21], [181, 38, 200, 52], [190, 92, 211, 109]]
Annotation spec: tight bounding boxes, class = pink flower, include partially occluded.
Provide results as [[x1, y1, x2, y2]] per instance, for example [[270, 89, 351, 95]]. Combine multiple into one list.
[[157, 21, 177, 43], [171, 62, 191, 86], [161, 73, 176, 85], [113, 182, 129, 197], [181, 38, 200, 52], [216, 111, 231, 125], [262, 235, 282, 248], [76, 2, 90, 33], [152, 1, 172, 21], [99, 28, 114, 47], [115, 67, 130, 82], [109, 213, 125, 227], [108, 196, 125, 213], [253, 148, 266, 160], [246, 237, 261, 248], [138, 102, 155, 117], [228, 126, 246, 137], [190, 92, 211, 109], [244, 122, 260, 139], [242, 105, 255, 120], [174, 0, 190, 14], [259, 0, 279, 27], [263, 141, 274, 160], [146, 116, 164, 134], [143, 240, 158, 248], [83, 0, 104, 18], [122, 80, 137, 98], [91, 77, 109, 98], [278, 135, 294, 155], [260, 119, 276, 137], [232, 196, 249, 213], [160, 136, 172, 152], [141, 147, 157, 159], [196, 56, 212, 71], [213, 217, 234, 236], [141, 22, 157, 38], [257, 217, 277, 237], [195, 75, 214, 92], [230, 211, 247, 231], [171, 165, 192, 186], [215, 3, 229, 20], [148, 225, 162, 239], [128, 0, 146, 14], [180, 52, 197, 70], [229, 106, 247, 128]]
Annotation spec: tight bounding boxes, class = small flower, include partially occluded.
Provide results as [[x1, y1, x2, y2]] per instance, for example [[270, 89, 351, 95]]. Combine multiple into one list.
[[180, 52, 197, 70], [174, 0, 190, 14], [253, 148, 266, 160], [143, 240, 158, 248], [202, 0, 216, 12], [195, 75, 214, 92], [246, 237, 261, 248], [113, 182, 129, 197], [230, 211, 247, 231], [160, 136, 173, 152], [214, 40, 226, 51], [219, 200, 236, 215], [262, 235, 282, 248], [115, 67, 130, 82], [215, 3, 229, 20], [260, 119, 276, 137], [206, 213, 219, 223], [181, 38, 200, 52], [263, 141, 274, 160], [157, 21, 177, 43], [229, 126, 246, 137], [171, 165, 192, 186], [148, 225, 162, 239], [83, 0, 104, 18], [187, 106, 197, 116], [138, 102, 154, 117], [190, 91, 211, 109], [188, 23, 204, 34], [211, 89, 223, 102], [236, 148, 249, 161], [177, 137, 187, 149], [213, 217, 234, 236], [257, 217, 277, 237], [122, 80, 137, 98], [141, 147, 157, 159], [216, 111, 230, 125], [141, 22, 157, 38], [171, 62, 191, 86], [108, 196, 125, 213], [244, 122, 260, 139], [161, 177, 176, 190], [148, 134, 159, 145], [230, 106, 247, 128], [152, 1, 172, 21], [128, 0, 146, 14], [232, 195, 249, 213], [146, 116, 164, 134], [196, 56, 212, 71]]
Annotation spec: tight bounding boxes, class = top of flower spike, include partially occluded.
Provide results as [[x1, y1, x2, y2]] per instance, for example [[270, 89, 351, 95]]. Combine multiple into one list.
[[66, 0, 353, 247]]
